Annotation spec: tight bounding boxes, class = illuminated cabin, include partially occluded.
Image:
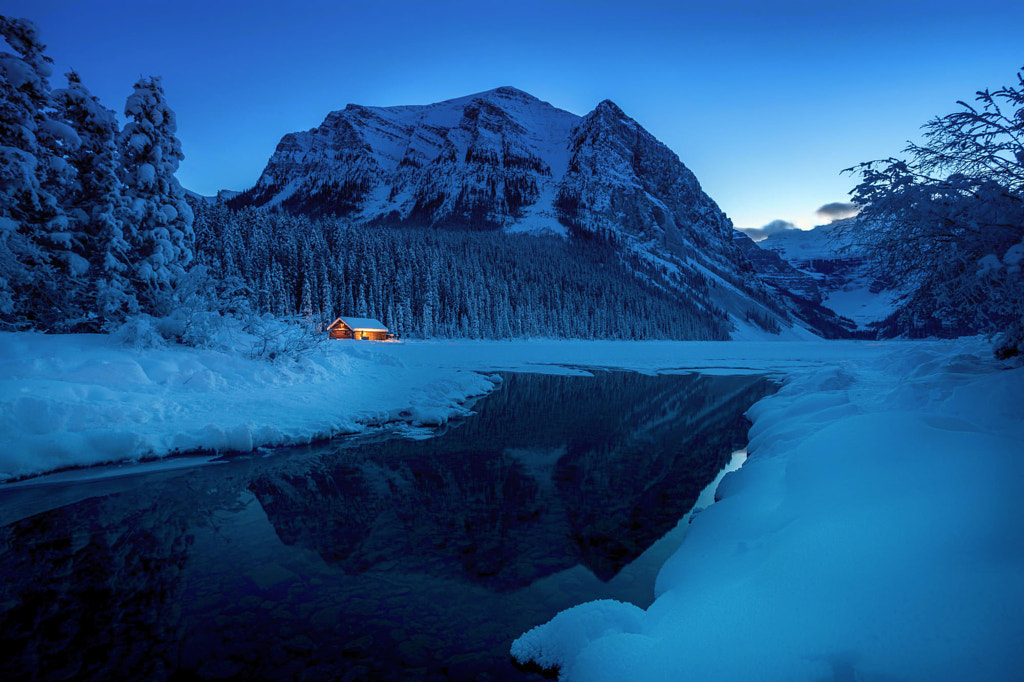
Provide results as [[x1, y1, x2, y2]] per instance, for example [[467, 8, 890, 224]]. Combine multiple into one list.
[[326, 317, 392, 341]]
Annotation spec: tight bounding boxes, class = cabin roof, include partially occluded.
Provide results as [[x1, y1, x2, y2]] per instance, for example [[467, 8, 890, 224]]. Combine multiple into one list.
[[328, 317, 388, 332]]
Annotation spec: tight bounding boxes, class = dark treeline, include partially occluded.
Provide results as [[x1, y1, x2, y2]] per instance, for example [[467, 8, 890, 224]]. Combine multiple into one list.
[[191, 201, 730, 340]]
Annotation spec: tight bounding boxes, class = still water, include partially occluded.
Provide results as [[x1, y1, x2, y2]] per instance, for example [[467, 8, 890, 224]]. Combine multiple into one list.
[[0, 370, 774, 681]]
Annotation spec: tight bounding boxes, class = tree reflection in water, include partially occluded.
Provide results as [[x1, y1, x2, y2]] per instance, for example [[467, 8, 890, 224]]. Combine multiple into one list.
[[0, 370, 774, 681]]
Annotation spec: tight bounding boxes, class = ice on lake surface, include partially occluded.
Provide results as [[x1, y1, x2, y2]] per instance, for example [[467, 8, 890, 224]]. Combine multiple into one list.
[[0, 370, 774, 681]]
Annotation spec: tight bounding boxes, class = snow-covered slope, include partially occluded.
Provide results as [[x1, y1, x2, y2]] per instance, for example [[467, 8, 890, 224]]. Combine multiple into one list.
[[757, 218, 901, 330], [512, 338, 1024, 682], [232, 87, 840, 338], [731, 231, 861, 339]]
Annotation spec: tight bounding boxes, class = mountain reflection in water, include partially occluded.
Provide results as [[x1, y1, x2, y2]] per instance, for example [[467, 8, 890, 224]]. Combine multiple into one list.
[[0, 370, 774, 681]]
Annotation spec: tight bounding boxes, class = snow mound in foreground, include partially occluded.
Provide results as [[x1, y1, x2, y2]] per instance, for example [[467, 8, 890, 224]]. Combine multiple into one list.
[[0, 333, 496, 481], [512, 342, 1024, 681], [511, 600, 646, 672]]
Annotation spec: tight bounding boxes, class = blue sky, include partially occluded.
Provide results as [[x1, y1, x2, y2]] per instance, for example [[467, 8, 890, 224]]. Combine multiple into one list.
[[7, 0, 1024, 229]]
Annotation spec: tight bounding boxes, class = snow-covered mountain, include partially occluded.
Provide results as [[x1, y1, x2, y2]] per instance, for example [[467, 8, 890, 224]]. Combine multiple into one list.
[[733, 231, 822, 303], [231, 87, 845, 337], [233, 87, 574, 230], [756, 218, 902, 330]]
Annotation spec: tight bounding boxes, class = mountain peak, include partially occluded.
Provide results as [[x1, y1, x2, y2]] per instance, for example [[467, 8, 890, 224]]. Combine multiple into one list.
[[464, 86, 560, 113], [594, 99, 625, 116], [488, 85, 534, 99], [229, 87, 822, 338]]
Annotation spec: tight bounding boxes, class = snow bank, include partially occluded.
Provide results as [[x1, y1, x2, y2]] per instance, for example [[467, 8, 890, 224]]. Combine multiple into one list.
[[0, 334, 925, 483], [5, 331, 1020, 678], [0, 332, 496, 481], [512, 340, 1024, 681]]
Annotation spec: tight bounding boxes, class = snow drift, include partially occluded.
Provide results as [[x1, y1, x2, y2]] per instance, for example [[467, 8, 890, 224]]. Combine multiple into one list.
[[0, 332, 496, 481], [512, 340, 1024, 681]]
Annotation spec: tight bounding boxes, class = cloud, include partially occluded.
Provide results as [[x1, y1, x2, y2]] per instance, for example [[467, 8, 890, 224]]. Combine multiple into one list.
[[816, 202, 859, 221], [739, 219, 799, 242]]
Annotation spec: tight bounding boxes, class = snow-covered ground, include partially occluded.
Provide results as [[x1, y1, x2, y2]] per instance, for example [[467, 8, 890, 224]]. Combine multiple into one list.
[[512, 337, 1024, 681], [0, 333, 888, 483], [2, 332, 1021, 680], [0, 332, 503, 482], [821, 284, 902, 328]]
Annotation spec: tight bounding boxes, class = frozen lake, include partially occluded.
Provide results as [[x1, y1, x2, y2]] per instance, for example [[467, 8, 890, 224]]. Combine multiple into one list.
[[0, 370, 774, 681]]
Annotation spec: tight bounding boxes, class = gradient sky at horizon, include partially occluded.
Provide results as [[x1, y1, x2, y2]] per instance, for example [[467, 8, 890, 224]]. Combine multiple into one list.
[[6, 0, 1023, 230]]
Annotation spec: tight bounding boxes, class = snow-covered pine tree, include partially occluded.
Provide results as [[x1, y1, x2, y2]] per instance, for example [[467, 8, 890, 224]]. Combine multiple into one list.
[[269, 260, 288, 314], [0, 16, 78, 329], [53, 70, 133, 329], [299, 275, 313, 321], [119, 76, 194, 315], [319, 260, 332, 324]]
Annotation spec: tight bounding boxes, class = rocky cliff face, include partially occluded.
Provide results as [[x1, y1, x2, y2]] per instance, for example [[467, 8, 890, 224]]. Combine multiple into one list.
[[236, 88, 733, 247], [234, 87, 576, 231], [733, 231, 823, 303], [233, 87, 839, 336], [556, 100, 732, 248]]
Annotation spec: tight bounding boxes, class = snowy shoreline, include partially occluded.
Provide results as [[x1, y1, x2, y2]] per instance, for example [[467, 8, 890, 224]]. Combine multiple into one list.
[[1, 333, 884, 483], [3, 333, 1022, 680], [0, 333, 504, 482], [512, 338, 1024, 682]]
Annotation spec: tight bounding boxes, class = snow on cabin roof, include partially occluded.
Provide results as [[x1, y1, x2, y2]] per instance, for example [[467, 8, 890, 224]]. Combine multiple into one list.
[[330, 317, 388, 332]]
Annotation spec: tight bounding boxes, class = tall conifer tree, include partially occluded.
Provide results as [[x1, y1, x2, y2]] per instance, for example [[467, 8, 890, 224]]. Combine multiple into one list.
[[54, 70, 133, 328], [0, 16, 76, 328], [119, 76, 194, 314]]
